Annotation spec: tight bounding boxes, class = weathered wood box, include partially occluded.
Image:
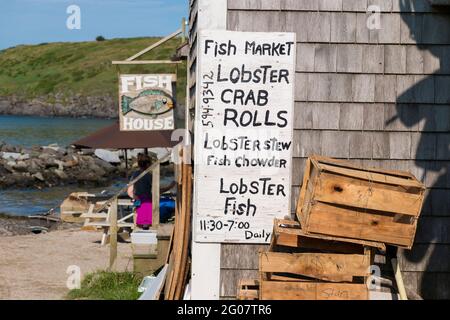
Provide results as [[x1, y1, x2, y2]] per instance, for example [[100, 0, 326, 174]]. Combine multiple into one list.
[[237, 279, 259, 300], [257, 219, 372, 300], [259, 281, 368, 300], [263, 220, 373, 282], [296, 155, 426, 249]]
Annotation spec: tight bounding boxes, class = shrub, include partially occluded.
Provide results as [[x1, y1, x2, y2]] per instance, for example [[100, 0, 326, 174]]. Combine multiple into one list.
[[67, 271, 143, 300]]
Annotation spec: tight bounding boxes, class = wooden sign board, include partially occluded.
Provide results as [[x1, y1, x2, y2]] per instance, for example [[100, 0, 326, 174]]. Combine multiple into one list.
[[193, 30, 296, 243], [119, 74, 175, 131]]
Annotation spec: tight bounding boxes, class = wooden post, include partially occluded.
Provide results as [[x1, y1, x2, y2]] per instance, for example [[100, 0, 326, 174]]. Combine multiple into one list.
[[392, 258, 408, 300], [109, 198, 118, 270], [182, 17, 186, 43], [152, 162, 160, 229], [124, 149, 129, 180]]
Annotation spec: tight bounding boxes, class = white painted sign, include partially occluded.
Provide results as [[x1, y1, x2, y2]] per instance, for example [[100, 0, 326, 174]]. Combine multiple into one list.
[[194, 30, 296, 243], [119, 74, 175, 131]]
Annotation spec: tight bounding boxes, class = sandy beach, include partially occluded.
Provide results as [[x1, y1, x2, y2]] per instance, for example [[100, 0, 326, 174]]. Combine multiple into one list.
[[0, 228, 132, 300]]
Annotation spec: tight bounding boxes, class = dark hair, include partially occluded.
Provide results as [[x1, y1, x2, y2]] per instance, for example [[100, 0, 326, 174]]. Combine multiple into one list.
[[137, 154, 151, 170]]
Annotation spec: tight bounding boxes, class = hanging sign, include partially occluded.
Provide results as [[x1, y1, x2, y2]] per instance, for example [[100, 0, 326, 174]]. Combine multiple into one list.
[[193, 30, 296, 243], [119, 74, 175, 131]]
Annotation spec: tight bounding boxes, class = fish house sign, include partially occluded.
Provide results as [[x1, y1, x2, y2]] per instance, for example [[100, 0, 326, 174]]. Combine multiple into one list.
[[119, 74, 175, 131], [193, 30, 296, 243]]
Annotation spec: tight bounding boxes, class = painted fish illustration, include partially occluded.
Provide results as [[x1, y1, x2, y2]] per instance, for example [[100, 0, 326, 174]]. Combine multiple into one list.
[[121, 89, 174, 116]]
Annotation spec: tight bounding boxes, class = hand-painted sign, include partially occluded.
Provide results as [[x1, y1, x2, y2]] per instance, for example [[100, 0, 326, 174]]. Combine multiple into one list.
[[193, 30, 296, 243], [119, 74, 175, 131]]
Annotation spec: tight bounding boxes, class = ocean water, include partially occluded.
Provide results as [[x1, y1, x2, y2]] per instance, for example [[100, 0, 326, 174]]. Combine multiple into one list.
[[0, 185, 124, 217], [0, 115, 113, 147], [0, 115, 115, 217]]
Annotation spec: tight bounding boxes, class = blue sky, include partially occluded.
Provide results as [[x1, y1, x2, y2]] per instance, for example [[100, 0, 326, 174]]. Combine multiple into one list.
[[0, 0, 188, 49]]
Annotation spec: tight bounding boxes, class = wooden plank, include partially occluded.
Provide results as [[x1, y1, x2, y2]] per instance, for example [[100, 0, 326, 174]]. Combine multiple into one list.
[[125, 28, 182, 61], [109, 199, 118, 270], [317, 163, 424, 189], [311, 155, 417, 179], [175, 162, 193, 299], [260, 281, 368, 300], [313, 173, 424, 217], [259, 252, 370, 281], [273, 219, 385, 250], [152, 162, 160, 228], [237, 289, 259, 300], [237, 279, 259, 300], [80, 213, 108, 219], [392, 258, 408, 300], [307, 202, 417, 248], [112, 60, 183, 65], [84, 221, 134, 228]]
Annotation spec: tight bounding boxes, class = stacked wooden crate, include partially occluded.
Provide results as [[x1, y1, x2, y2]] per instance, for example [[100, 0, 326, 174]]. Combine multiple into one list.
[[253, 155, 425, 300], [297, 155, 425, 249], [258, 219, 384, 300]]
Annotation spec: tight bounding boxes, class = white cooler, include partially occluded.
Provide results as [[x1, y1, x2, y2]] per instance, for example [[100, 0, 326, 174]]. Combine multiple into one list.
[[131, 230, 158, 257]]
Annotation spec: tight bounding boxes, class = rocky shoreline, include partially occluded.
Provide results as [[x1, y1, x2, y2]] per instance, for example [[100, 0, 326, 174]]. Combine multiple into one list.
[[0, 95, 117, 118], [0, 142, 126, 189]]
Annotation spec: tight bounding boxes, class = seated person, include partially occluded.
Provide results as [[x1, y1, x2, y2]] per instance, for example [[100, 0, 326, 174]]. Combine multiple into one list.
[[127, 154, 175, 230]]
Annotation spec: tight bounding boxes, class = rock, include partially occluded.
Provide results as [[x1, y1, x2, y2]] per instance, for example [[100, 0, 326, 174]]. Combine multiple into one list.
[[6, 161, 16, 168], [63, 159, 78, 168], [13, 161, 28, 172], [54, 169, 68, 180], [45, 160, 59, 169], [0, 142, 123, 189], [94, 158, 115, 172], [28, 160, 41, 174], [29, 151, 41, 158], [79, 149, 94, 156], [89, 164, 106, 177], [0, 144, 18, 153], [31, 158, 44, 168], [1, 152, 21, 160], [38, 153, 52, 161], [3, 163, 15, 174], [42, 147, 58, 156], [54, 160, 65, 170], [94, 149, 121, 163], [18, 154, 30, 161], [32, 172, 45, 182], [44, 144, 64, 153]]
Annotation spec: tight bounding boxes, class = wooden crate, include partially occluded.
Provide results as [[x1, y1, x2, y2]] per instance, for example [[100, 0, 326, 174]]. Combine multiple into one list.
[[260, 280, 368, 300], [237, 279, 259, 300], [271, 219, 385, 252], [259, 247, 371, 283], [296, 155, 425, 249]]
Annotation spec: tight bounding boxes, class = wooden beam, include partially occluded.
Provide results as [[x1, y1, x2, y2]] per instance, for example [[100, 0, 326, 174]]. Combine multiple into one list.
[[109, 198, 118, 270], [125, 28, 182, 61], [152, 162, 160, 228], [392, 258, 408, 300], [181, 18, 186, 43], [259, 252, 370, 282], [260, 281, 368, 300], [112, 60, 182, 65]]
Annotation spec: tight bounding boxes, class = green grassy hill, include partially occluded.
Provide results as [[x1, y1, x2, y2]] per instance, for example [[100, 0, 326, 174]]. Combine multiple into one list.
[[0, 37, 186, 103]]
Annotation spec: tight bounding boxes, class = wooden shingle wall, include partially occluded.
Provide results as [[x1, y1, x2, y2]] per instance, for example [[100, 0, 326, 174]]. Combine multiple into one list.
[[225, 0, 450, 299]]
